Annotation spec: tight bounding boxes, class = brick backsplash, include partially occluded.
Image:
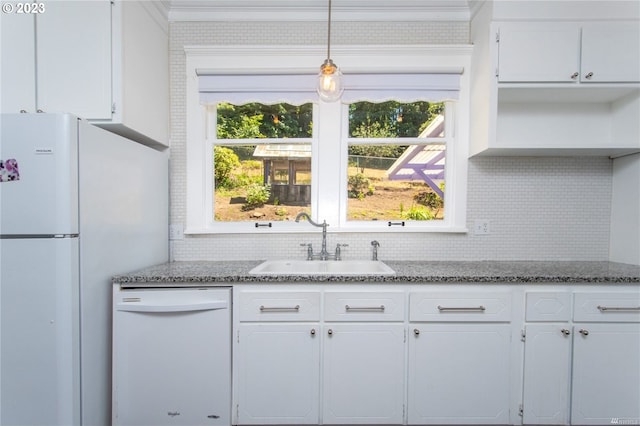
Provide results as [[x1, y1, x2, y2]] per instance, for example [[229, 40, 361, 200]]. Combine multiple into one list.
[[168, 21, 612, 262]]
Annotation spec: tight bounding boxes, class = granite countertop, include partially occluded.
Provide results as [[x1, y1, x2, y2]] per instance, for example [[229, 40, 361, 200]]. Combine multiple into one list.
[[113, 260, 640, 286]]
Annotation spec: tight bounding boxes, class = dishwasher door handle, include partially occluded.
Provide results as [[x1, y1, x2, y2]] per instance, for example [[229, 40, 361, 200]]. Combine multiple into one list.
[[115, 300, 228, 313]]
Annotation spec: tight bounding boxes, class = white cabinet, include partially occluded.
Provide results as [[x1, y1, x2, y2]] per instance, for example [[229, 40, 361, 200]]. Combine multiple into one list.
[[497, 22, 640, 83], [522, 292, 573, 425], [407, 291, 513, 424], [235, 291, 321, 424], [522, 290, 640, 425], [522, 324, 572, 425], [572, 324, 640, 425], [322, 324, 405, 424], [571, 292, 640, 425], [234, 288, 405, 425], [1, 1, 111, 118], [323, 291, 405, 424], [236, 324, 320, 424], [469, 5, 640, 157], [0, 0, 169, 147]]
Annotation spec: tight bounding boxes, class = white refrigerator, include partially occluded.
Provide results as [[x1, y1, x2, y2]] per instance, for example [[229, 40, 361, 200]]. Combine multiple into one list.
[[0, 113, 168, 426]]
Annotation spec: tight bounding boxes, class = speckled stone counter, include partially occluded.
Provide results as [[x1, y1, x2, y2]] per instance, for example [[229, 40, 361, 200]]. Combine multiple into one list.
[[113, 260, 640, 287]]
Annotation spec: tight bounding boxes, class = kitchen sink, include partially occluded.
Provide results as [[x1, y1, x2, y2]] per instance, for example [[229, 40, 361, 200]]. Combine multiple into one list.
[[249, 259, 396, 276]]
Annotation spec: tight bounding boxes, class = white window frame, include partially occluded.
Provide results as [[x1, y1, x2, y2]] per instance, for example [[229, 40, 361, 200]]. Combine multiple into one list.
[[185, 45, 472, 234], [339, 101, 458, 231]]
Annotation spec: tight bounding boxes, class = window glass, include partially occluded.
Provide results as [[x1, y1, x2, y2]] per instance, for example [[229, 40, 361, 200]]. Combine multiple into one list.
[[346, 101, 445, 222], [213, 102, 313, 223], [217, 102, 312, 139], [349, 101, 444, 138]]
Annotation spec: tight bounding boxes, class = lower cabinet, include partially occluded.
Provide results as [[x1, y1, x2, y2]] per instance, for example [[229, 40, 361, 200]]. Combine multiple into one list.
[[522, 291, 640, 425], [236, 323, 320, 424], [522, 324, 573, 425], [571, 324, 640, 425], [408, 324, 512, 424], [408, 291, 513, 425], [323, 324, 405, 424], [233, 286, 640, 426]]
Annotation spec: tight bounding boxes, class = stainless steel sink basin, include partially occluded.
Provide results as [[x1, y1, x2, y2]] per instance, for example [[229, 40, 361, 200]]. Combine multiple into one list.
[[249, 260, 396, 276]]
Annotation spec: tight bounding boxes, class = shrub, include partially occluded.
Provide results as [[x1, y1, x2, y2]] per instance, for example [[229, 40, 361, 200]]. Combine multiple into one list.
[[243, 184, 270, 210], [348, 173, 374, 199], [402, 205, 434, 220], [413, 190, 443, 210]]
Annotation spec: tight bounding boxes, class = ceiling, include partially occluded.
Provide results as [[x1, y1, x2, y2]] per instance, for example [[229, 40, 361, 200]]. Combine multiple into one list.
[[165, 0, 477, 22]]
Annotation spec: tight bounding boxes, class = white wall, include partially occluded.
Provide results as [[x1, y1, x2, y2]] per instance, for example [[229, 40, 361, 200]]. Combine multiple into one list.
[[168, 20, 613, 262], [610, 155, 640, 265]]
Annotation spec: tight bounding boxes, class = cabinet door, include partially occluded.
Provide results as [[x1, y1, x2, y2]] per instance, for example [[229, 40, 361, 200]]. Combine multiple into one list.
[[323, 324, 405, 425], [236, 324, 320, 425], [408, 324, 511, 424], [581, 22, 640, 83], [497, 22, 581, 83], [0, 13, 36, 113], [571, 323, 640, 425], [36, 0, 112, 118], [522, 324, 572, 425]]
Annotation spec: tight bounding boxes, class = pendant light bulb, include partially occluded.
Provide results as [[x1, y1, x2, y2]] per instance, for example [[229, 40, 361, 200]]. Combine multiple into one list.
[[317, 0, 342, 102], [318, 59, 343, 102]]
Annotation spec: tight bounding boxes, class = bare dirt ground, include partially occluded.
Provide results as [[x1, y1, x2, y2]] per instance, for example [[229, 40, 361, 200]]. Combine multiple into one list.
[[215, 183, 442, 222]]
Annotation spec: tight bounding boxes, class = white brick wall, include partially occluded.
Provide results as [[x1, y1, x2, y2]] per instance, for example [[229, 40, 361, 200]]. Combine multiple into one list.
[[168, 21, 612, 262]]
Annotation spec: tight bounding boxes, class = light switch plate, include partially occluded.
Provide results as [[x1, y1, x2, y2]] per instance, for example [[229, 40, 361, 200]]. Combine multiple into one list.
[[169, 224, 184, 240]]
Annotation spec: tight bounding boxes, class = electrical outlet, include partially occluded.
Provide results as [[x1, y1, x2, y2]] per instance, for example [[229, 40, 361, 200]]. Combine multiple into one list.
[[169, 224, 184, 240], [474, 220, 490, 235]]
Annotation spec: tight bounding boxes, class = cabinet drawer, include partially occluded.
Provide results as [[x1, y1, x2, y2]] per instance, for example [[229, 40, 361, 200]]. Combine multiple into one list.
[[239, 291, 321, 322], [525, 291, 572, 322], [324, 291, 404, 322], [409, 291, 512, 322], [574, 292, 640, 322]]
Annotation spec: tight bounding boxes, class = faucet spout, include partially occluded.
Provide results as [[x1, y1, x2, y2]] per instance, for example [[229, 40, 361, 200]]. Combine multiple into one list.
[[295, 212, 323, 228], [295, 212, 330, 260]]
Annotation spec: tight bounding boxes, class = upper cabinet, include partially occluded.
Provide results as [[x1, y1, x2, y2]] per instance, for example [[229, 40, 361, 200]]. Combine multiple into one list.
[[497, 22, 640, 83], [0, 1, 169, 148], [469, 1, 640, 157]]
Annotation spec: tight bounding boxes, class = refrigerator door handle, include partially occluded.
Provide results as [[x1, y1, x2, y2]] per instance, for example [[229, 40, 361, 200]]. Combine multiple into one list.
[[115, 300, 228, 313]]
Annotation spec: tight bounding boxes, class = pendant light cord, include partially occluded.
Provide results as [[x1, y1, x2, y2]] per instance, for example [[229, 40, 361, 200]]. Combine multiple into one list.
[[326, 0, 332, 61]]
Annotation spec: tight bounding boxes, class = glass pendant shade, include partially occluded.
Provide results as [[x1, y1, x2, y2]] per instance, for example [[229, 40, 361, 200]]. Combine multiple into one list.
[[317, 59, 343, 102]]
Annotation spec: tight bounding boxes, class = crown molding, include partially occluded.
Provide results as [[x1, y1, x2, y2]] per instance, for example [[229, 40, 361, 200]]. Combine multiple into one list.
[[169, 0, 471, 22]]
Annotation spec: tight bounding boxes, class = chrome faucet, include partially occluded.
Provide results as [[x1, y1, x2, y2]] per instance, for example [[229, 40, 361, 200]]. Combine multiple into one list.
[[295, 212, 331, 260], [371, 240, 380, 261]]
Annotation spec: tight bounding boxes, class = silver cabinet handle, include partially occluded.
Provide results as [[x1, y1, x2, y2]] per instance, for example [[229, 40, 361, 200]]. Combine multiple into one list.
[[345, 304, 385, 312], [414, 328, 420, 336], [259, 305, 300, 312], [437, 305, 486, 312], [597, 305, 640, 312], [310, 328, 316, 336], [327, 329, 333, 336], [571, 72, 579, 80], [579, 329, 589, 336], [584, 72, 594, 80], [561, 329, 571, 336]]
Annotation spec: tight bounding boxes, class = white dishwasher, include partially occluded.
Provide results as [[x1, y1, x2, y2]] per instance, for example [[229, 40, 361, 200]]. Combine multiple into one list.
[[112, 286, 231, 426]]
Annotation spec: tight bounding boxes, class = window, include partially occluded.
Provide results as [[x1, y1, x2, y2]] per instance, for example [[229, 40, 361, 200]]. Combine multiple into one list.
[[344, 101, 448, 224], [185, 45, 471, 233], [212, 102, 313, 223]]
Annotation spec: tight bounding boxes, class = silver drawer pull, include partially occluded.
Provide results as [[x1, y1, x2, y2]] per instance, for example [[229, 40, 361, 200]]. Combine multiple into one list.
[[597, 305, 640, 312], [345, 304, 385, 312], [259, 305, 300, 312], [437, 305, 486, 312]]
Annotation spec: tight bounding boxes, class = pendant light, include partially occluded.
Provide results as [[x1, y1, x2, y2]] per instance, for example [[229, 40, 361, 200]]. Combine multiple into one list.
[[317, 0, 343, 102]]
